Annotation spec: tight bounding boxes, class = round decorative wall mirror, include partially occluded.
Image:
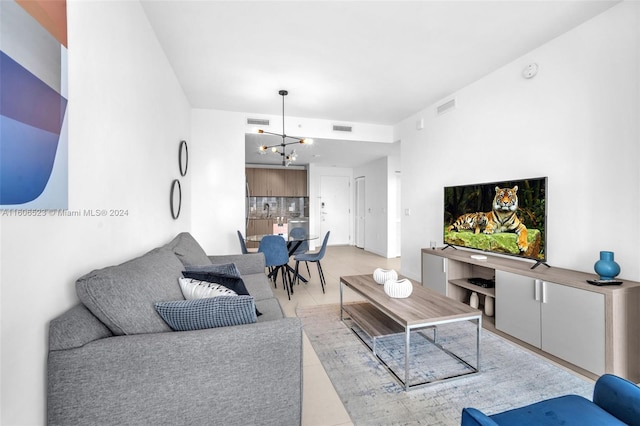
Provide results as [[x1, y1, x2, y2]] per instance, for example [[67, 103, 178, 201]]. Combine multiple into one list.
[[179, 140, 188, 177], [170, 179, 182, 219]]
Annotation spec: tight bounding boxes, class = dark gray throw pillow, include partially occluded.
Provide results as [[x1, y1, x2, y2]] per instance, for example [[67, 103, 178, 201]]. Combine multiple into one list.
[[185, 263, 241, 278]]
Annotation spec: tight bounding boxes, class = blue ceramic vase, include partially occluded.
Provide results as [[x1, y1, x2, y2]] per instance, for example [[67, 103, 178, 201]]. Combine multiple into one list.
[[594, 251, 620, 280]]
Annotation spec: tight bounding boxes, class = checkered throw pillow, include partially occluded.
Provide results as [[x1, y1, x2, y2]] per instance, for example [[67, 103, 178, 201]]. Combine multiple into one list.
[[154, 296, 257, 331]]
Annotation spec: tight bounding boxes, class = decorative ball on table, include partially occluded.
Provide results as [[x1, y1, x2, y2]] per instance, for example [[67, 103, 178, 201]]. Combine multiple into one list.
[[384, 279, 413, 298], [373, 268, 398, 285], [594, 251, 620, 280]]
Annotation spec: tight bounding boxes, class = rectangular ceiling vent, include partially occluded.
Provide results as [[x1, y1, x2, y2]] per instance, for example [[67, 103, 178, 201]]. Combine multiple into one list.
[[333, 124, 353, 132], [437, 98, 456, 116], [247, 118, 270, 126]]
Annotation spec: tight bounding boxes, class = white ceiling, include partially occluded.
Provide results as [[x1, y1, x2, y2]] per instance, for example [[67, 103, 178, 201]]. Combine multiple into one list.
[[141, 0, 619, 166]]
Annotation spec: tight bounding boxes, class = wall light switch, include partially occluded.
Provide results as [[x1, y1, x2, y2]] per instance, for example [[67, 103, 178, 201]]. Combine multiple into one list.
[[405, 208, 411, 216]]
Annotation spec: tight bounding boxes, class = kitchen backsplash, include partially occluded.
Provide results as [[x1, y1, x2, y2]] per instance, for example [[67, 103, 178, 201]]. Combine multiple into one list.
[[247, 196, 309, 219]]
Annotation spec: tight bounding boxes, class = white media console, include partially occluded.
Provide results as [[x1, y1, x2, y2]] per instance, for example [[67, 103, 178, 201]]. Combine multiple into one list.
[[421, 247, 640, 382]]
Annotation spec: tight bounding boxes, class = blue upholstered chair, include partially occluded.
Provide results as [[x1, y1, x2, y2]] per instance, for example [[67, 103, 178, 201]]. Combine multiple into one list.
[[258, 235, 293, 299], [461, 374, 640, 426], [289, 227, 310, 278], [293, 231, 330, 293], [237, 230, 249, 254]]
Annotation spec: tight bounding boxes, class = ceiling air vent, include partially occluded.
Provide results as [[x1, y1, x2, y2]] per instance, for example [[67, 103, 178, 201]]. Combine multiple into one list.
[[247, 118, 270, 126], [437, 98, 456, 115], [333, 124, 353, 132]]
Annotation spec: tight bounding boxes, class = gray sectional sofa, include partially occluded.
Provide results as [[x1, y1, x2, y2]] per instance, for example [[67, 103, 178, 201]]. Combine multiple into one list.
[[47, 232, 303, 426]]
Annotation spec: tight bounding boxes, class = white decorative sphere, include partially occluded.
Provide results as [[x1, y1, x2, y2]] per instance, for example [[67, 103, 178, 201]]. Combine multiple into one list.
[[373, 268, 398, 285], [384, 279, 413, 298]]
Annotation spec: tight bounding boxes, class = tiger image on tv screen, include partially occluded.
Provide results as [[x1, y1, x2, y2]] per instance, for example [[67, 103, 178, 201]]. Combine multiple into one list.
[[444, 177, 546, 262], [484, 186, 528, 253], [447, 212, 488, 235], [448, 186, 528, 253]]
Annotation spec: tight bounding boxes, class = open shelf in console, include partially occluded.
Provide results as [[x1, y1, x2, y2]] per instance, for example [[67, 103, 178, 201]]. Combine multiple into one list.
[[449, 279, 495, 298]]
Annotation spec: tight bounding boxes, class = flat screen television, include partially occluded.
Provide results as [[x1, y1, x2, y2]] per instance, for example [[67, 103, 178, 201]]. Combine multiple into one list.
[[443, 177, 548, 268]]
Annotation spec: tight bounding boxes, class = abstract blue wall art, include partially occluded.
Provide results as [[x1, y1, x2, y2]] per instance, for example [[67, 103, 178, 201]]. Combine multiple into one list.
[[1, 0, 68, 208]]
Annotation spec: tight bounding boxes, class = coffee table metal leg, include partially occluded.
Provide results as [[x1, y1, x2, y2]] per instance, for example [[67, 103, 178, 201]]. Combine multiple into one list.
[[476, 316, 482, 372], [405, 328, 410, 391], [339, 280, 344, 320]]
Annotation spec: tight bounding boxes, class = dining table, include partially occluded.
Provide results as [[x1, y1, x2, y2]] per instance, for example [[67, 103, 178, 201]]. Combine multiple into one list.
[[246, 233, 318, 283]]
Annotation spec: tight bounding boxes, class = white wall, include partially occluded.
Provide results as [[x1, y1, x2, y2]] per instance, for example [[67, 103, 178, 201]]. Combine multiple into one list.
[[190, 109, 247, 254], [0, 2, 191, 424], [398, 2, 640, 281], [354, 156, 398, 257]]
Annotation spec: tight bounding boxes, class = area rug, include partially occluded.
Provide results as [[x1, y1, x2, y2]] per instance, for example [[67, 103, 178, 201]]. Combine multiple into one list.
[[297, 304, 594, 426]]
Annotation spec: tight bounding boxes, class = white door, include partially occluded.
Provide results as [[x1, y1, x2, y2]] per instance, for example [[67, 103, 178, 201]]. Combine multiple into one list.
[[320, 175, 350, 245], [355, 177, 365, 248]]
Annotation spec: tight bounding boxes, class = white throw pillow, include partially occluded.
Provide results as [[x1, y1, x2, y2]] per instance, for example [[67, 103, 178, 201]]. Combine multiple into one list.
[[178, 277, 238, 300]]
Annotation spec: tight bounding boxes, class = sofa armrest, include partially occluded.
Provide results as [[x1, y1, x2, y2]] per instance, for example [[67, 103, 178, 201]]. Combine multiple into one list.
[[208, 253, 266, 275], [48, 317, 302, 426], [461, 408, 500, 426], [593, 374, 640, 426]]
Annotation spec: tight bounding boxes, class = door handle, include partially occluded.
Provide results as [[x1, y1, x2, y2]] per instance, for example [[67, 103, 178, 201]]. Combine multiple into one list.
[[534, 279, 541, 301], [541, 281, 547, 304]]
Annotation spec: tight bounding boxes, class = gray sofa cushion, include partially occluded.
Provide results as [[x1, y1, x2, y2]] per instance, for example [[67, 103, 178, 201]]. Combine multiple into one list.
[[242, 273, 275, 301], [76, 247, 185, 335], [49, 304, 113, 351], [167, 232, 212, 266], [255, 297, 285, 322], [47, 317, 303, 426]]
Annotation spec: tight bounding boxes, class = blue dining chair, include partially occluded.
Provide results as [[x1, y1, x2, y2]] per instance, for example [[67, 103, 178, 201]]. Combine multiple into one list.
[[294, 231, 330, 293], [237, 230, 249, 254], [289, 227, 310, 278], [258, 235, 293, 299]]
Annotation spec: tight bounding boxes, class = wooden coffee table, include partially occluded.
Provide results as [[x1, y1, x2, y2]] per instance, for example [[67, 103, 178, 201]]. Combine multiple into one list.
[[340, 274, 482, 390]]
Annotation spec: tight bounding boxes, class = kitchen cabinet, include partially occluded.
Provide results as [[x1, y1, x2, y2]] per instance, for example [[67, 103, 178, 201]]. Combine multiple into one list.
[[285, 169, 308, 196], [246, 168, 284, 196], [246, 167, 306, 197]]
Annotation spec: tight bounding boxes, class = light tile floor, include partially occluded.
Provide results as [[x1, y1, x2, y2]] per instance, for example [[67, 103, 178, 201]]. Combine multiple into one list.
[[272, 245, 401, 426]]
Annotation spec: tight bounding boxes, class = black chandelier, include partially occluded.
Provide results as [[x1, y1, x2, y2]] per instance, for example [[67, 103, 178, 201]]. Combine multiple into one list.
[[257, 90, 313, 166]]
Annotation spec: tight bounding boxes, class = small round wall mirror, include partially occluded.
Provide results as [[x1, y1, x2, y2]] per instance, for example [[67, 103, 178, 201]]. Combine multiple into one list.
[[170, 179, 182, 219], [179, 140, 188, 177]]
